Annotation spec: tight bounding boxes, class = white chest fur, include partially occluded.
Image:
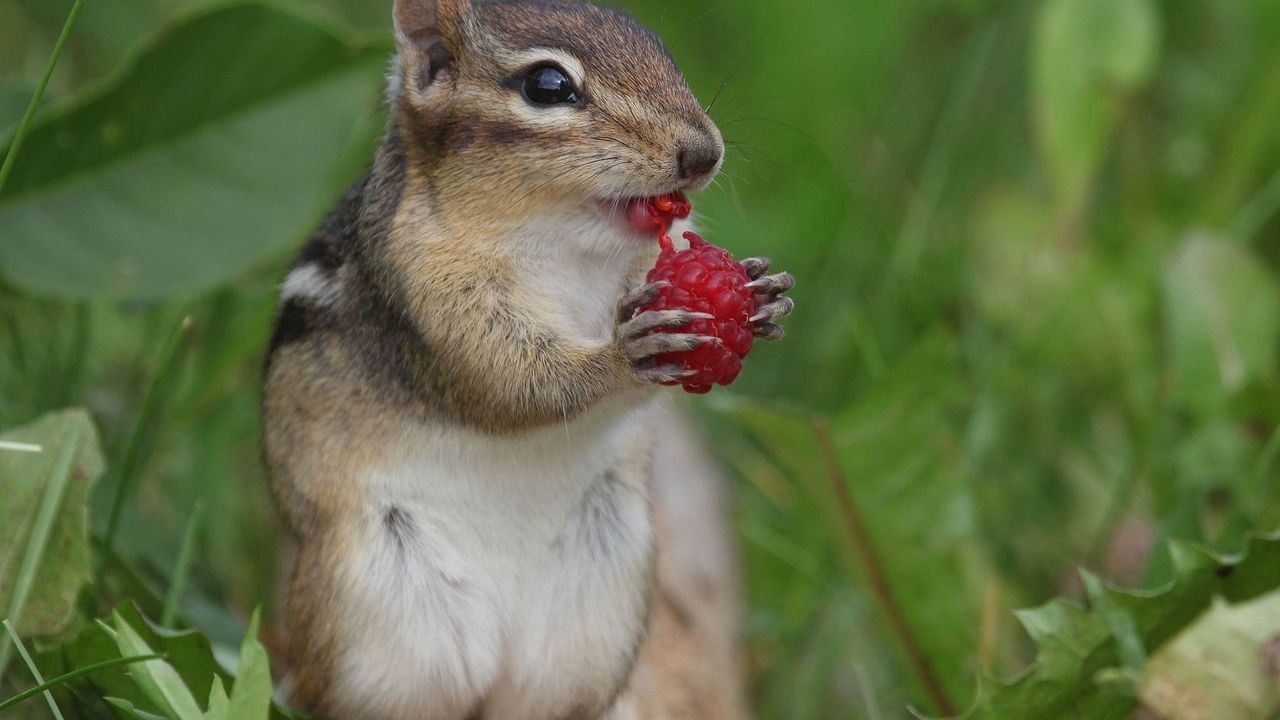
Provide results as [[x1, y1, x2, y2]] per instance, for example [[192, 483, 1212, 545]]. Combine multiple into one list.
[[506, 210, 688, 346], [330, 398, 658, 720]]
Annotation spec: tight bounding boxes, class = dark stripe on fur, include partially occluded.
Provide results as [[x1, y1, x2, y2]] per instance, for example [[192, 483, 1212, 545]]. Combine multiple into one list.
[[268, 298, 328, 354]]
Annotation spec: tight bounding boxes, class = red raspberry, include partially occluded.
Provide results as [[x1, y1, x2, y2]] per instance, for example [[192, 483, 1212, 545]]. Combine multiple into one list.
[[640, 226, 757, 394]]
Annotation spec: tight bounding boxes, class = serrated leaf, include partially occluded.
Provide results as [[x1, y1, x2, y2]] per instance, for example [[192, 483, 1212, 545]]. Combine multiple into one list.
[[0, 1, 389, 300], [0, 409, 104, 638], [110, 611, 205, 720], [227, 611, 271, 720], [969, 535, 1280, 719]]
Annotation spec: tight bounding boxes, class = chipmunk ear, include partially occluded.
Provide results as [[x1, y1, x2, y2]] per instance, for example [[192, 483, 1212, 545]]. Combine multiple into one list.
[[393, 0, 471, 91]]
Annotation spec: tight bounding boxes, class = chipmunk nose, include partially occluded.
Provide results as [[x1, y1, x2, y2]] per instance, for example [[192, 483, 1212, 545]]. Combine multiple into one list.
[[677, 136, 723, 183]]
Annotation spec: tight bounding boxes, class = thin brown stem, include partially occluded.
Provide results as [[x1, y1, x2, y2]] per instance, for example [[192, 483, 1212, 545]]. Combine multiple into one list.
[[978, 577, 1000, 674], [812, 417, 957, 717]]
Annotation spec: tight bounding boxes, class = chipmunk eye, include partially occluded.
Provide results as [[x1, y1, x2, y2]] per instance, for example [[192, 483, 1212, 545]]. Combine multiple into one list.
[[522, 64, 579, 106]]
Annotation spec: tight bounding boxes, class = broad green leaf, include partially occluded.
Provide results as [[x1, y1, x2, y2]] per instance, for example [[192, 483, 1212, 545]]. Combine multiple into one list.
[[969, 535, 1280, 719], [1032, 0, 1160, 219], [1163, 234, 1280, 415], [0, 81, 32, 138], [0, 2, 389, 300], [733, 331, 988, 712], [226, 611, 271, 720], [109, 611, 205, 720], [1140, 591, 1280, 719], [14, 0, 207, 84], [0, 409, 104, 638]]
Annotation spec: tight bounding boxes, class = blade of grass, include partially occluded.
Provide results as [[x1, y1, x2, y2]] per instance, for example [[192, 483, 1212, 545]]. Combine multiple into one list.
[[811, 418, 957, 716], [0, 0, 86, 193], [161, 502, 204, 628], [888, 23, 998, 281], [0, 654, 163, 714], [104, 316, 192, 552], [2, 620, 64, 720], [0, 423, 82, 678]]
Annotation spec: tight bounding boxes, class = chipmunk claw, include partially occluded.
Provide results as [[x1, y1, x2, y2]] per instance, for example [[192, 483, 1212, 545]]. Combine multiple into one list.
[[740, 256, 771, 279], [635, 364, 698, 384], [616, 297, 718, 380], [623, 333, 719, 365], [740, 259, 793, 341], [749, 294, 794, 342], [750, 297, 794, 324], [754, 322, 785, 340], [745, 272, 795, 295], [620, 309, 714, 338], [617, 281, 670, 322]]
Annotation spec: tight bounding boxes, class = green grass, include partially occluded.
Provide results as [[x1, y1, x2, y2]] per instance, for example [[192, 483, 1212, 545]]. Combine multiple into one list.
[[3, 0, 1280, 717]]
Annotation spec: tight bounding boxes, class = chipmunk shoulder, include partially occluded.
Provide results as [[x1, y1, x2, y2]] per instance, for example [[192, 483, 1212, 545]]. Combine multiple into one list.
[[262, 1, 793, 718]]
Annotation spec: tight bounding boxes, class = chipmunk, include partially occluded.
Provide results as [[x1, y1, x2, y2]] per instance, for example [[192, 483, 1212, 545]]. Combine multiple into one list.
[[262, 0, 794, 718]]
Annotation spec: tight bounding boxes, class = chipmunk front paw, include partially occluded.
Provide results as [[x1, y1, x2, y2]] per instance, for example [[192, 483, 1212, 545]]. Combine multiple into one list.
[[741, 258, 795, 340], [615, 281, 719, 384]]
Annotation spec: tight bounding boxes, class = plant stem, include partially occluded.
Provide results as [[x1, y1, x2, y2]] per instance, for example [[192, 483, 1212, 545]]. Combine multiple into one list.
[[161, 502, 204, 627], [2, 620, 65, 720], [104, 316, 192, 553], [0, 0, 86, 194], [0, 654, 163, 713], [811, 418, 957, 717]]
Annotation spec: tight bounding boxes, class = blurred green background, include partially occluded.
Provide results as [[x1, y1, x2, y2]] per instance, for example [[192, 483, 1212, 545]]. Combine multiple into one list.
[[2, 0, 1280, 718]]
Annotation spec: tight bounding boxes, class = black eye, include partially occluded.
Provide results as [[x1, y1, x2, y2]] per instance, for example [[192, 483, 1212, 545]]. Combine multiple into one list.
[[522, 64, 579, 106]]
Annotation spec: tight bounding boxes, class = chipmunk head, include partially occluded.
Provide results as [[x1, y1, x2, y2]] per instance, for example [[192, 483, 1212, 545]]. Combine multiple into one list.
[[390, 0, 723, 233]]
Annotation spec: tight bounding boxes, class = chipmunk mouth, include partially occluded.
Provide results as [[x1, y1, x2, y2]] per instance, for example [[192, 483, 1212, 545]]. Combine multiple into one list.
[[609, 192, 692, 235]]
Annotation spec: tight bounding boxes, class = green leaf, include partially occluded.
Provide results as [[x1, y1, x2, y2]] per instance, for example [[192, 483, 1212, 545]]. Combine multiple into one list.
[[48, 604, 294, 720], [1140, 590, 1280, 719], [0, 653, 163, 714], [1097, 0, 1160, 87], [1032, 0, 1160, 219], [54, 604, 226, 717], [108, 611, 205, 720], [106, 697, 170, 720], [1163, 234, 1280, 415], [204, 677, 229, 720], [0, 1, 389, 300], [226, 611, 271, 720], [970, 534, 1280, 719], [0, 409, 104, 639]]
